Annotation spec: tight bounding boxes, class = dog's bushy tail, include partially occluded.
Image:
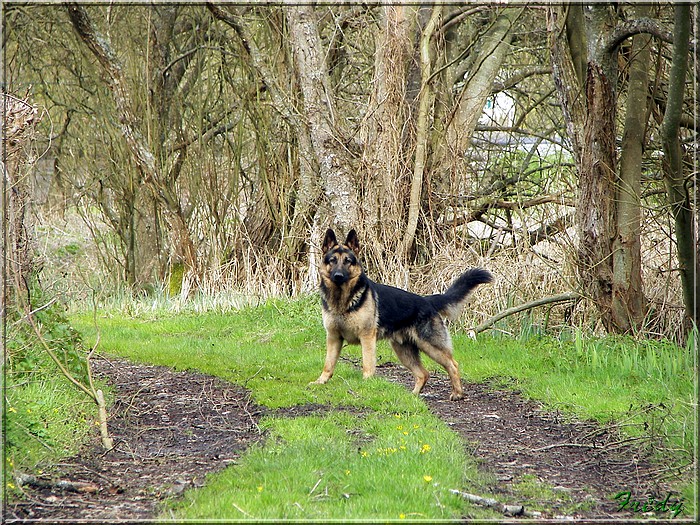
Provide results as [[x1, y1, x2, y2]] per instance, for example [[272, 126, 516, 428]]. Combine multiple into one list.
[[427, 268, 493, 321]]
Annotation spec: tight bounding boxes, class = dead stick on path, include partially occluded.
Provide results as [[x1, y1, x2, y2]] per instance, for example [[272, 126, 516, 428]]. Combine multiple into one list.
[[15, 473, 100, 494], [449, 489, 541, 518], [470, 292, 581, 335], [531, 434, 649, 453]]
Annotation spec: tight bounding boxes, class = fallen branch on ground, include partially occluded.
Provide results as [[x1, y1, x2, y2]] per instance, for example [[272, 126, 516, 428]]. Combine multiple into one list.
[[449, 489, 541, 517], [471, 292, 581, 334], [15, 473, 100, 494], [531, 434, 650, 453]]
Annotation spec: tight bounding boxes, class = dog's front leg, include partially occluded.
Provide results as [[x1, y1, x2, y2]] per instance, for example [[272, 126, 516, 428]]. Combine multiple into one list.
[[312, 332, 343, 384], [359, 330, 377, 379]]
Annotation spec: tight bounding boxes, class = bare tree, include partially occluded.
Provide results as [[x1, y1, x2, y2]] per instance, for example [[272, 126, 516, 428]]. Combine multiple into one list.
[[549, 5, 676, 333], [359, 5, 416, 259], [67, 4, 200, 286]]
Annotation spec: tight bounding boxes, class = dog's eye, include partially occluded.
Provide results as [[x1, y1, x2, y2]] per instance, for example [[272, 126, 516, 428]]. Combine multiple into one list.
[[328, 256, 337, 264], [344, 257, 354, 266]]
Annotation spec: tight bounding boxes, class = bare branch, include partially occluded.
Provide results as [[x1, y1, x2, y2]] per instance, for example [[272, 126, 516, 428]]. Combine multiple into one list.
[[606, 16, 696, 54], [472, 292, 581, 334]]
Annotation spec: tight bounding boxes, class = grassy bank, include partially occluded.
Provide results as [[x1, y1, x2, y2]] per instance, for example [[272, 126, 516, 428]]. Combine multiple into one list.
[[68, 295, 696, 519], [4, 300, 104, 497]]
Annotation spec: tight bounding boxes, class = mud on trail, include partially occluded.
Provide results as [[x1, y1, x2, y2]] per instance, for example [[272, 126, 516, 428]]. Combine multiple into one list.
[[5, 358, 679, 522]]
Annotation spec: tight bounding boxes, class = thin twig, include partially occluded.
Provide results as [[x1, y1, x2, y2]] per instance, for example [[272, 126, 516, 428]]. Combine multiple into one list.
[[10, 298, 58, 327], [531, 434, 649, 453]]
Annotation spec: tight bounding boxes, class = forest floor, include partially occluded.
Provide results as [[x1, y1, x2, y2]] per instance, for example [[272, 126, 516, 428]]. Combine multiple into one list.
[[5, 357, 679, 522]]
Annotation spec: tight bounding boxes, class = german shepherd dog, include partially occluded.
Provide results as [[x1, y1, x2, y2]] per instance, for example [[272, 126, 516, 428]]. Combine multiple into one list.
[[313, 228, 493, 401]]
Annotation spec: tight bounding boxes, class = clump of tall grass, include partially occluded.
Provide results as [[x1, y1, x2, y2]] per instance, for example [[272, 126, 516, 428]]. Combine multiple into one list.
[[569, 326, 697, 388]]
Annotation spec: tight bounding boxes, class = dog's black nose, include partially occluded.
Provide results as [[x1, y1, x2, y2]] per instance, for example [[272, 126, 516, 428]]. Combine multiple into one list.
[[332, 272, 347, 284]]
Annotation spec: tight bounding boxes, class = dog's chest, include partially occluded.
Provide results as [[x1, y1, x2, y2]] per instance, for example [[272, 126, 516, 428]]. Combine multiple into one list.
[[322, 306, 377, 345]]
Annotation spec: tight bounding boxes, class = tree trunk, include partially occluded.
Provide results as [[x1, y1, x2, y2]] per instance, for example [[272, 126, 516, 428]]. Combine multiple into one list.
[[612, 5, 651, 332], [444, 8, 522, 158], [3, 94, 40, 312], [401, 6, 442, 258], [548, 5, 586, 161], [360, 5, 416, 250], [577, 60, 618, 329], [550, 4, 654, 333], [660, 4, 698, 328], [285, 5, 358, 235]]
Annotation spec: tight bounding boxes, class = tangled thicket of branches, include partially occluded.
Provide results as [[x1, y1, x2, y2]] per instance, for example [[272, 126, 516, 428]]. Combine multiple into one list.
[[3, 4, 697, 341]]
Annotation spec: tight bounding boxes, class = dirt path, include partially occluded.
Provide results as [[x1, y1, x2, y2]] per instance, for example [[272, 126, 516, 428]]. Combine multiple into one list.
[[376, 361, 675, 519], [5, 358, 679, 521], [6, 359, 266, 521]]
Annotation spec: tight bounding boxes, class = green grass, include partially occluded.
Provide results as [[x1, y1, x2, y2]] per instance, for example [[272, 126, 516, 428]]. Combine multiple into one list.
[[71, 296, 498, 520], [455, 331, 695, 455], [4, 298, 104, 496], [4, 378, 96, 485], [68, 295, 696, 520], [166, 412, 485, 520]]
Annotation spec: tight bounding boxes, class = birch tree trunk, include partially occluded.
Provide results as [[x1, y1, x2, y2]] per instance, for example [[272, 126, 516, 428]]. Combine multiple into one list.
[[286, 5, 358, 237]]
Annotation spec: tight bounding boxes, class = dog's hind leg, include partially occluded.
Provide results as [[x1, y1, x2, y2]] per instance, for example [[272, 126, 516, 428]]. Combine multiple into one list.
[[415, 338, 464, 401], [391, 341, 430, 395]]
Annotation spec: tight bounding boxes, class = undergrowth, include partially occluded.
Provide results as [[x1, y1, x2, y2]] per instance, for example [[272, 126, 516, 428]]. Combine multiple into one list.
[[4, 291, 103, 497], [69, 295, 696, 519]]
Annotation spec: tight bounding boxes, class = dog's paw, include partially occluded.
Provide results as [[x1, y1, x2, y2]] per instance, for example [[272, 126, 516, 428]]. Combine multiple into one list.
[[308, 378, 327, 386], [449, 392, 465, 401]]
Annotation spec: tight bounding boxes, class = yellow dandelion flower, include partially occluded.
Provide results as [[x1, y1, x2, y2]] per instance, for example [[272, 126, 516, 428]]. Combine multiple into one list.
[[399, 513, 406, 519], [345, 470, 351, 476], [420, 444, 431, 454], [8, 407, 16, 413], [396, 425, 403, 431], [360, 451, 369, 458], [423, 475, 433, 483], [7, 482, 16, 490], [257, 485, 264, 492]]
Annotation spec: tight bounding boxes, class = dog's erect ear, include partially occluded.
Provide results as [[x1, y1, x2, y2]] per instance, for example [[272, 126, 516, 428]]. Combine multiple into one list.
[[322, 229, 338, 253], [345, 229, 360, 253]]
